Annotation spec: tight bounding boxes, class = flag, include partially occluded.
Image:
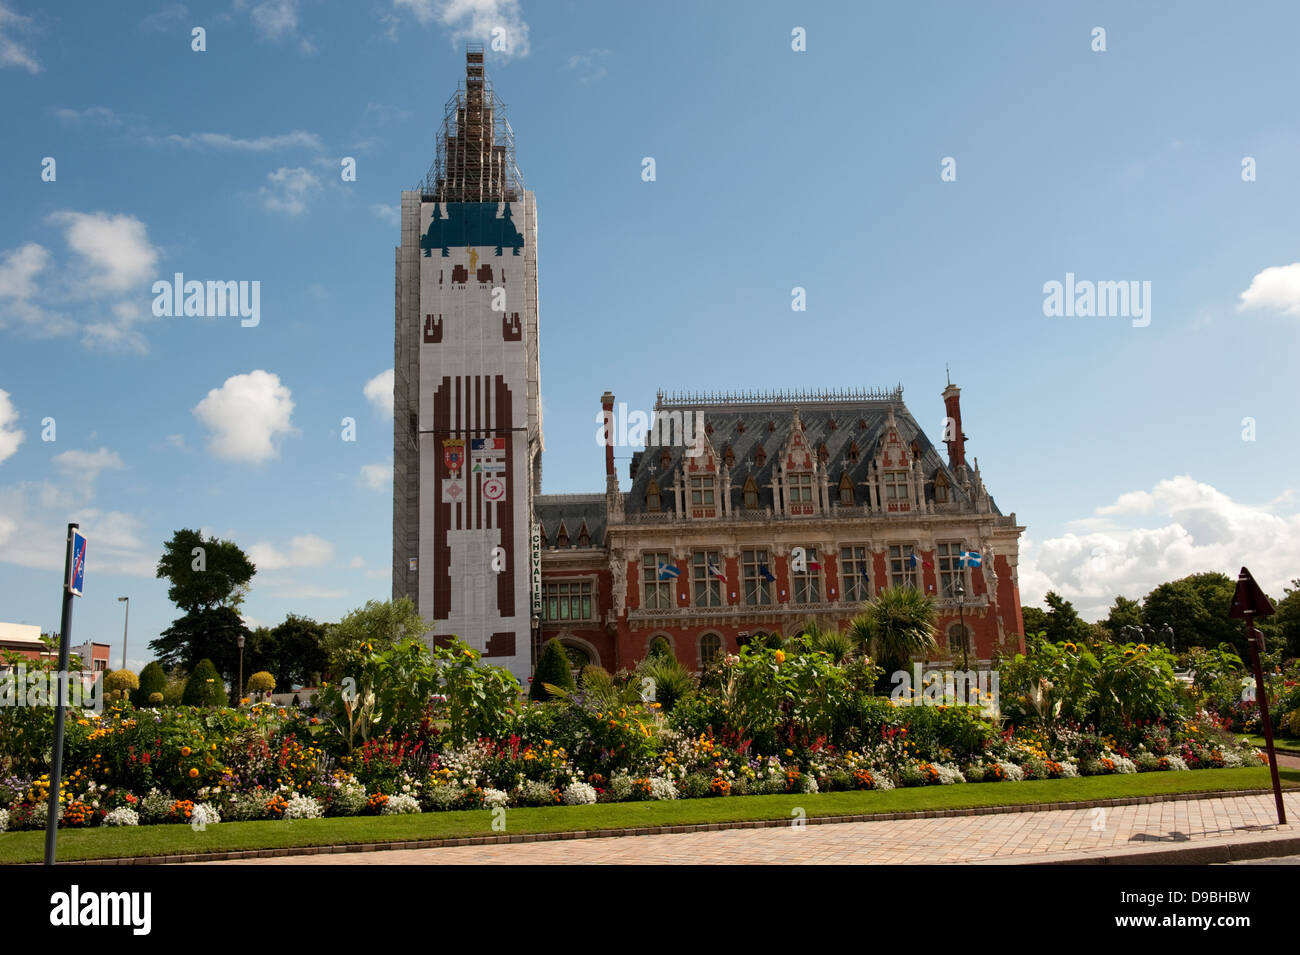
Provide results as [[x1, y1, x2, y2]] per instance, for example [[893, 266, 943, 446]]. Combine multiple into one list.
[[471, 438, 506, 452], [908, 551, 919, 569], [858, 562, 870, 578], [657, 563, 680, 580], [708, 561, 726, 581], [807, 558, 821, 571], [959, 550, 982, 568], [759, 564, 776, 582]]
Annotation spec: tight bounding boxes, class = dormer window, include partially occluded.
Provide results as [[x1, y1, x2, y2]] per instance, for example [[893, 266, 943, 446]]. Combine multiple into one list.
[[754, 446, 766, 467], [788, 472, 813, 503], [743, 476, 759, 509], [724, 446, 735, 468], [848, 441, 860, 464], [659, 447, 671, 469], [555, 523, 570, 548], [817, 443, 829, 466], [736, 419, 745, 433], [577, 524, 591, 547], [934, 471, 950, 504], [839, 472, 854, 505], [829, 419, 838, 432], [646, 479, 662, 512], [768, 420, 775, 432], [884, 470, 909, 501], [690, 475, 715, 506]]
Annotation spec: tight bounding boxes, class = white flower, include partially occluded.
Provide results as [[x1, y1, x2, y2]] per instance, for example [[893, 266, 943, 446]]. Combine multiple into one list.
[[282, 794, 324, 819], [381, 794, 422, 815], [102, 807, 140, 827], [562, 782, 598, 806]]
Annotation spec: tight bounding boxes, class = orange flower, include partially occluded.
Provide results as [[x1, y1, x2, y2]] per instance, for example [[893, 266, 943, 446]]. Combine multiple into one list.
[[189, 767, 199, 778], [181, 746, 192, 756]]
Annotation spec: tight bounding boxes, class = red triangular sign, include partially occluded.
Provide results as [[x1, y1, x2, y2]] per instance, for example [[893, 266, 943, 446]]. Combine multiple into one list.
[[1229, 566, 1274, 619]]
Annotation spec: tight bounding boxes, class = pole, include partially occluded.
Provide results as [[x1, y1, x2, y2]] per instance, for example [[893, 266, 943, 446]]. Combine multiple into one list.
[[119, 596, 129, 670], [44, 523, 77, 865], [1246, 618, 1286, 825]]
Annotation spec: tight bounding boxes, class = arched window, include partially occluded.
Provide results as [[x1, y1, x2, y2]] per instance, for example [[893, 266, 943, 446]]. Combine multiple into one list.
[[839, 472, 854, 505], [699, 632, 722, 667], [646, 479, 661, 512], [659, 447, 672, 469], [743, 476, 759, 509], [562, 643, 591, 673]]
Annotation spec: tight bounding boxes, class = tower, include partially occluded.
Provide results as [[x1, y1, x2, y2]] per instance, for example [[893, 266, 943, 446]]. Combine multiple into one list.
[[394, 46, 543, 681]]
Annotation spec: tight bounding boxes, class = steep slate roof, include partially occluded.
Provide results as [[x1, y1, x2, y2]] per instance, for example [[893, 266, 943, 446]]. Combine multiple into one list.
[[535, 493, 608, 548], [624, 388, 1000, 517]]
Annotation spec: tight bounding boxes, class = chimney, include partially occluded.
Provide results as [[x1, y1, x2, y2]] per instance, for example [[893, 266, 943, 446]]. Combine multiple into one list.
[[942, 383, 967, 472], [601, 391, 616, 477]]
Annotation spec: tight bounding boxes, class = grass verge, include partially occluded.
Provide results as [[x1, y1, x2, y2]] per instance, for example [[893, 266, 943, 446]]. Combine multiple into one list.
[[2, 766, 1295, 864]]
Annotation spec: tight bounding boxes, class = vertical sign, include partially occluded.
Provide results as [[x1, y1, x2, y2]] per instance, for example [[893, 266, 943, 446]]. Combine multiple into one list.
[[69, 528, 87, 596], [530, 521, 542, 615]]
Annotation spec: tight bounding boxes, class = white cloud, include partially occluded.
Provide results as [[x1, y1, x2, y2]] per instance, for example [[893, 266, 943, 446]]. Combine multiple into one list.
[[349, 555, 365, 569], [0, 243, 50, 300], [139, 4, 189, 32], [258, 166, 319, 216], [192, 370, 296, 462], [361, 463, 389, 490], [46, 211, 159, 294], [0, 2, 40, 74], [166, 130, 324, 151], [247, 0, 297, 39], [0, 389, 23, 464], [249, 533, 334, 571], [1018, 475, 1300, 620], [1237, 262, 1300, 317], [396, 0, 530, 58], [370, 203, 401, 226], [364, 368, 393, 416], [567, 48, 611, 84], [165, 433, 186, 449], [54, 106, 123, 127], [52, 447, 124, 479], [0, 480, 152, 576], [83, 300, 151, 355]]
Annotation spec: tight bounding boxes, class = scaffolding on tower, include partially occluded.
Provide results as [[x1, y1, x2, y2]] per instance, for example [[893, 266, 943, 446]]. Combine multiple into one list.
[[422, 44, 523, 203]]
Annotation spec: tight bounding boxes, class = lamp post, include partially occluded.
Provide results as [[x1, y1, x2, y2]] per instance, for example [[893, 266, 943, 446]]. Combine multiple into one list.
[[237, 633, 245, 705], [954, 579, 969, 700], [116, 596, 129, 670]]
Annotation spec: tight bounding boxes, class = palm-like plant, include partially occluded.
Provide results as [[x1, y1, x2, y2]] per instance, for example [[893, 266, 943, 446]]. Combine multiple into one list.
[[800, 618, 856, 664], [850, 585, 938, 677]]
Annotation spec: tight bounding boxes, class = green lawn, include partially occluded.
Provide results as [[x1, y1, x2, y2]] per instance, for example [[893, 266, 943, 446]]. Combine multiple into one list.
[[3, 766, 1296, 864], [1243, 734, 1300, 754]]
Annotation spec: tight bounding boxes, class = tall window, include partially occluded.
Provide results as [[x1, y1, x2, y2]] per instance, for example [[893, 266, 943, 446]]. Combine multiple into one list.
[[690, 475, 715, 506], [742, 549, 772, 606], [646, 479, 661, 512], [543, 581, 593, 621], [791, 546, 820, 603], [840, 545, 871, 603], [643, 552, 674, 610], [936, 542, 965, 598], [948, 623, 972, 658], [884, 470, 910, 501], [555, 524, 569, 548], [692, 550, 723, 607], [788, 472, 813, 504], [743, 476, 759, 509], [838, 473, 854, 505], [888, 544, 916, 590], [934, 474, 950, 504], [699, 632, 722, 666]]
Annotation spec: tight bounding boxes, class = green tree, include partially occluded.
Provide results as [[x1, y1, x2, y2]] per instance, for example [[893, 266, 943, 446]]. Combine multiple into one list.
[[1021, 606, 1048, 637], [181, 658, 227, 707], [103, 669, 138, 701], [1041, 592, 1092, 645], [849, 585, 938, 678], [149, 606, 252, 688], [1103, 595, 1143, 638], [1268, 579, 1300, 659], [1142, 572, 1241, 654], [156, 528, 256, 614], [246, 671, 276, 696], [132, 662, 167, 707], [323, 598, 428, 673], [530, 638, 576, 701], [267, 614, 329, 688]]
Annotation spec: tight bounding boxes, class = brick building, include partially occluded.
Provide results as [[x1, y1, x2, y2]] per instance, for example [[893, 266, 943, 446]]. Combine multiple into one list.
[[394, 51, 1026, 682], [535, 386, 1026, 674]]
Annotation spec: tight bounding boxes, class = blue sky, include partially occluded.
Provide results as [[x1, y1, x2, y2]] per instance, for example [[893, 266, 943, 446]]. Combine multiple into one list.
[[2, 0, 1299, 669]]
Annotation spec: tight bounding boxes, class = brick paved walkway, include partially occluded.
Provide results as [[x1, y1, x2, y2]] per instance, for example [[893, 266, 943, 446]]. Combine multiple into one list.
[[205, 790, 1300, 865]]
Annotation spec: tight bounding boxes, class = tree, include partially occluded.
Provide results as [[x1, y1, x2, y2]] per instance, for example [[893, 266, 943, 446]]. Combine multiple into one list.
[[1103, 595, 1143, 638], [265, 614, 329, 689], [530, 638, 575, 701], [1021, 606, 1048, 637], [149, 606, 252, 688], [1268, 579, 1300, 659], [181, 659, 227, 707], [156, 529, 256, 614], [132, 662, 167, 707], [324, 598, 428, 673], [1142, 572, 1241, 654], [848, 585, 938, 678], [1041, 592, 1092, 645]]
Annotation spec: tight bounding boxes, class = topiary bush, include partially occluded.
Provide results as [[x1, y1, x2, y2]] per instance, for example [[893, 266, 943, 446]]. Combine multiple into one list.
[[245, 671, 276, 697], [180, 659, 226, 707], [133, 661, 167, 707], [103, 669, 138, 701], [530, 639, 575, 701]]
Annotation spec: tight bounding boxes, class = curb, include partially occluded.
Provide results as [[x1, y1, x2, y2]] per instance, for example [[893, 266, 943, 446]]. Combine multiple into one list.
[[33, 785, 1288, 866], [994, 831, 1300, 866]]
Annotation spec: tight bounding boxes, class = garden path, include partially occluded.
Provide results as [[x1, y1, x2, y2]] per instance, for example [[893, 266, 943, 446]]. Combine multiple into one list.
[[204, 790, 1300, 865]]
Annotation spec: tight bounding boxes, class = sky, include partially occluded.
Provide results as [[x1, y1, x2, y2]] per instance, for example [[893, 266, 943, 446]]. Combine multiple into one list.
[[2, 0, 1299, 671]]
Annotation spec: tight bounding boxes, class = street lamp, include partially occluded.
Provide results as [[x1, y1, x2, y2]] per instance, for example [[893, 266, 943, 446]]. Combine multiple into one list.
[[237, 633, 246, 704], [116, 596, 129, 670], [954, 579, 969, 694]]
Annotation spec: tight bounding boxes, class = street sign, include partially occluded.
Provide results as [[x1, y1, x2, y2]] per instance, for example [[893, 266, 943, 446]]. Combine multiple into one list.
[[1230, 565, 1286, 825], [69, 529, 87, 597], [1229, 566, 1274, 619]]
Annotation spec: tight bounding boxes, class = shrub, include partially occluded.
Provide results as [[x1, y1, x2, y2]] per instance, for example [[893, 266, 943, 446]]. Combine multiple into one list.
[[381, 793, 421, 815], [223, 791, 269, 821], [681, 773, 710, 799], [133, 662, 167, 708], [102, 807, 139, 827], [562, 782, 598, 805], [246, 671, 276, 696], [140, 789, 173, 825], [103, 669, 139, 701], [483, 788, 509, 808], [181, 660, 226, 707], [426, 786, 462, 811], [636, 654, 695, 713], [520, 779, 558, 806], [648, 777, 678, 800], [148, 692, 164, 705], [282, 793, 324, 819], [530, 639, 575, 701]]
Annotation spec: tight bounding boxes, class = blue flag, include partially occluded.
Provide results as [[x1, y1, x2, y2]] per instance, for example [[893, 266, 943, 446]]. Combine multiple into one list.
[[858, 562, 870, 578], [759, 564, 776, 582], [657, 563, 680, 580], [959, 550, 982, 568]]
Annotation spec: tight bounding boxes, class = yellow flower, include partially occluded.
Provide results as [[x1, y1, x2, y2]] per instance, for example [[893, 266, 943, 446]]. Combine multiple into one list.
[[773, 650, 785, 664]]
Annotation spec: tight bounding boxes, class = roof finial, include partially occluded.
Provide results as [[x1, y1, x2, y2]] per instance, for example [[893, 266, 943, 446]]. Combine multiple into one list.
[[946, 363, 951, 386]]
